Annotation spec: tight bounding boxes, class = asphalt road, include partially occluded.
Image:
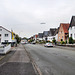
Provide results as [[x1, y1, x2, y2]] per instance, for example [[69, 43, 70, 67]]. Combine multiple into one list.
[[25, 44, 75, 75], [0, 44, 36, 75]]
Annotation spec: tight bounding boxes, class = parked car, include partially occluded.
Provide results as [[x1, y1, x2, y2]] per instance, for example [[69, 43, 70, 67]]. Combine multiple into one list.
[[44, 43, 53, 47]]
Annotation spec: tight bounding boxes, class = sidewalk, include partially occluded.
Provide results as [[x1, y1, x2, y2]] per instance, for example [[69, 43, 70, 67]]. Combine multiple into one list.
[[0, 44, 36, 75], [55, 46, 75, 51]]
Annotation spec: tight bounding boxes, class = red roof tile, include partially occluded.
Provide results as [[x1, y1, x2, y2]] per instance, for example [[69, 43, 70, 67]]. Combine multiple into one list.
[[60, 23, 70, 33]]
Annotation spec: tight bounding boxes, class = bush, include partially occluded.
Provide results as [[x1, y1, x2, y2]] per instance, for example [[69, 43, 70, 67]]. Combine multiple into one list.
[[73, 40, 75, 43], [69, 37, 74, 44], [39, 40, 46, 44], [65, 40, 67, 44], [61, 41, 65, 44], [52, 39, 56, 43]]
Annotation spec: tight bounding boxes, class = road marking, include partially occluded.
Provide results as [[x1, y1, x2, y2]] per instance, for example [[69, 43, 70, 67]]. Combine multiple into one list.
[[0, 56, 5, 61], [0, 62, 6, 67]]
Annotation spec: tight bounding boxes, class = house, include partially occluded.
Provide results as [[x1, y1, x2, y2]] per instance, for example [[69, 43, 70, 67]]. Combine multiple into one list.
[[37, 33, 43, 41], [69, 16, 75, 40], [43, 31, 49, 41], [34, 34, 38, 41], [58, 23, 70, 42], [47, 28, 57, 42], [54, 27, 59, 41], [32, 34, 38, 41], [0, 26, 16, 44]]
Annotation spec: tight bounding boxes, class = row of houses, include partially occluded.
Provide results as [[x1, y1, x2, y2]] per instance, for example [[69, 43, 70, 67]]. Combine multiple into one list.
[[0, 26, 16, 44], [31, 16, 75, 42]]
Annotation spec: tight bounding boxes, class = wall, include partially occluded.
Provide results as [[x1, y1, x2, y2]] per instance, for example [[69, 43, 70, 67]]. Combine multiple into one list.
[[55, 34, 58, 41], [47, 36, 55, 42], [69, 26, 75, 40], [58, 25, 65, 42], [0, 27, 12, 43]]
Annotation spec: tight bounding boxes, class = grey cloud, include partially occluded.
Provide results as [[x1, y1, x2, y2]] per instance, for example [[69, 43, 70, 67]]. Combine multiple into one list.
[[0, 0, 75, 37]]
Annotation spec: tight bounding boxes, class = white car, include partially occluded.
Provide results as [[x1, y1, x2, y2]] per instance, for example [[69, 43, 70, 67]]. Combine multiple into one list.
[[44, 43, 53, 47]]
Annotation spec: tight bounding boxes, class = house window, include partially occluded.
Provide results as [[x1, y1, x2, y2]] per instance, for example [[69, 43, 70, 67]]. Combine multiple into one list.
[[0, 34, 1, 37], [5, 40, 8, 42], [59, 37, 60, 39], [62, 36, 63, 39], [5, 34, 8, 37], [71, 34, 72, 37], [59, 32, 61, 34]]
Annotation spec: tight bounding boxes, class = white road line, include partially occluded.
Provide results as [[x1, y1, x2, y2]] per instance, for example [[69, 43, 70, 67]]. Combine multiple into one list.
[[0, 62, 6, 67]]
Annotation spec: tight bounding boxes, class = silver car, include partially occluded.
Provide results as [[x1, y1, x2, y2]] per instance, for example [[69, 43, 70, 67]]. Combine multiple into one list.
[[44, 43, 53, 47]]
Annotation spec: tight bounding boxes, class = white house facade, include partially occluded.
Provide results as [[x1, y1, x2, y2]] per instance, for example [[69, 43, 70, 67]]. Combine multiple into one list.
[[69, 16, 75, 40], [0, 26, 16, 44], [69, 26, 75, 40], [47, 36, 55, 42], [55, 34, 58, 41]]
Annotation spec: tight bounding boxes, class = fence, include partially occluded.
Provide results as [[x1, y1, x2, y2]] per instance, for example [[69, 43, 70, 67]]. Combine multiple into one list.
[[0, 44, 11, 54]]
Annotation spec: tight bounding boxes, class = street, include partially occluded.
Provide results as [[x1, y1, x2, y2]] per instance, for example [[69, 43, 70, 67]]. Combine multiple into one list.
[[25, 44, 75, 75], [0, 44, 36, 75]]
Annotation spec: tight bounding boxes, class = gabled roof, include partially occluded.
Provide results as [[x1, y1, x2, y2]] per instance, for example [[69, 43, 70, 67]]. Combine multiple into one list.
[[0, 26, 11, 33], [60, 23, 70, 33], [43, 31, 49, 37], [69, 16, 75, 27], [49, 28, 57, 36], [54, 27, 59, 35]]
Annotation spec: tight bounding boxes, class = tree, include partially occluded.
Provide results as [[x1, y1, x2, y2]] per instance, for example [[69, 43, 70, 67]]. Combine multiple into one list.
[[52, 38, 56, 45], [22, 37, 28, 40], [15, 34, 21, 43], [69, 37, 74, 44]]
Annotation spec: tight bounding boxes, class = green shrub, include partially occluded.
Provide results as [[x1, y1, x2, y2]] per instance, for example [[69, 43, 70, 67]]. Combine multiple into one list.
[[73, 40, 75, 43], [61, 41, 65, 44], [69, 37, 74, 44], [65, 40, 67, 44], [61, 39, 63, 41], [52, 39, 56, 43]]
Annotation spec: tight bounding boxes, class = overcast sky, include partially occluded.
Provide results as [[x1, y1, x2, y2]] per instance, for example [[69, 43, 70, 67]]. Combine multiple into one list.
[[0, 0, 75, 38]]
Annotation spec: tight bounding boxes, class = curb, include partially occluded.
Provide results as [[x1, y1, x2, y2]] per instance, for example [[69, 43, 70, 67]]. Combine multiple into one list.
[[23, 46, 42, 75], [54, 46, 75, 51], [0, 56, 5, 61]]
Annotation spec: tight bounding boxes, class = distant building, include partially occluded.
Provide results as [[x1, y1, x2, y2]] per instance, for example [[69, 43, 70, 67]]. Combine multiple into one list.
[[54, 27, 59, 41], [58, 23, 69, 42], [37, 33, 43, 41], [69, 16, 75, 40], [47, 28, 57, 42], [0, 26, 16, 44], [43, 31, 49, 41], [33, 34, 38, 41]]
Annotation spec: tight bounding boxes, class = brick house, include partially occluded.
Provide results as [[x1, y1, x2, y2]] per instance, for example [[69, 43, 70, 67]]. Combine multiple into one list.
[[58, 23, 70, 42]]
